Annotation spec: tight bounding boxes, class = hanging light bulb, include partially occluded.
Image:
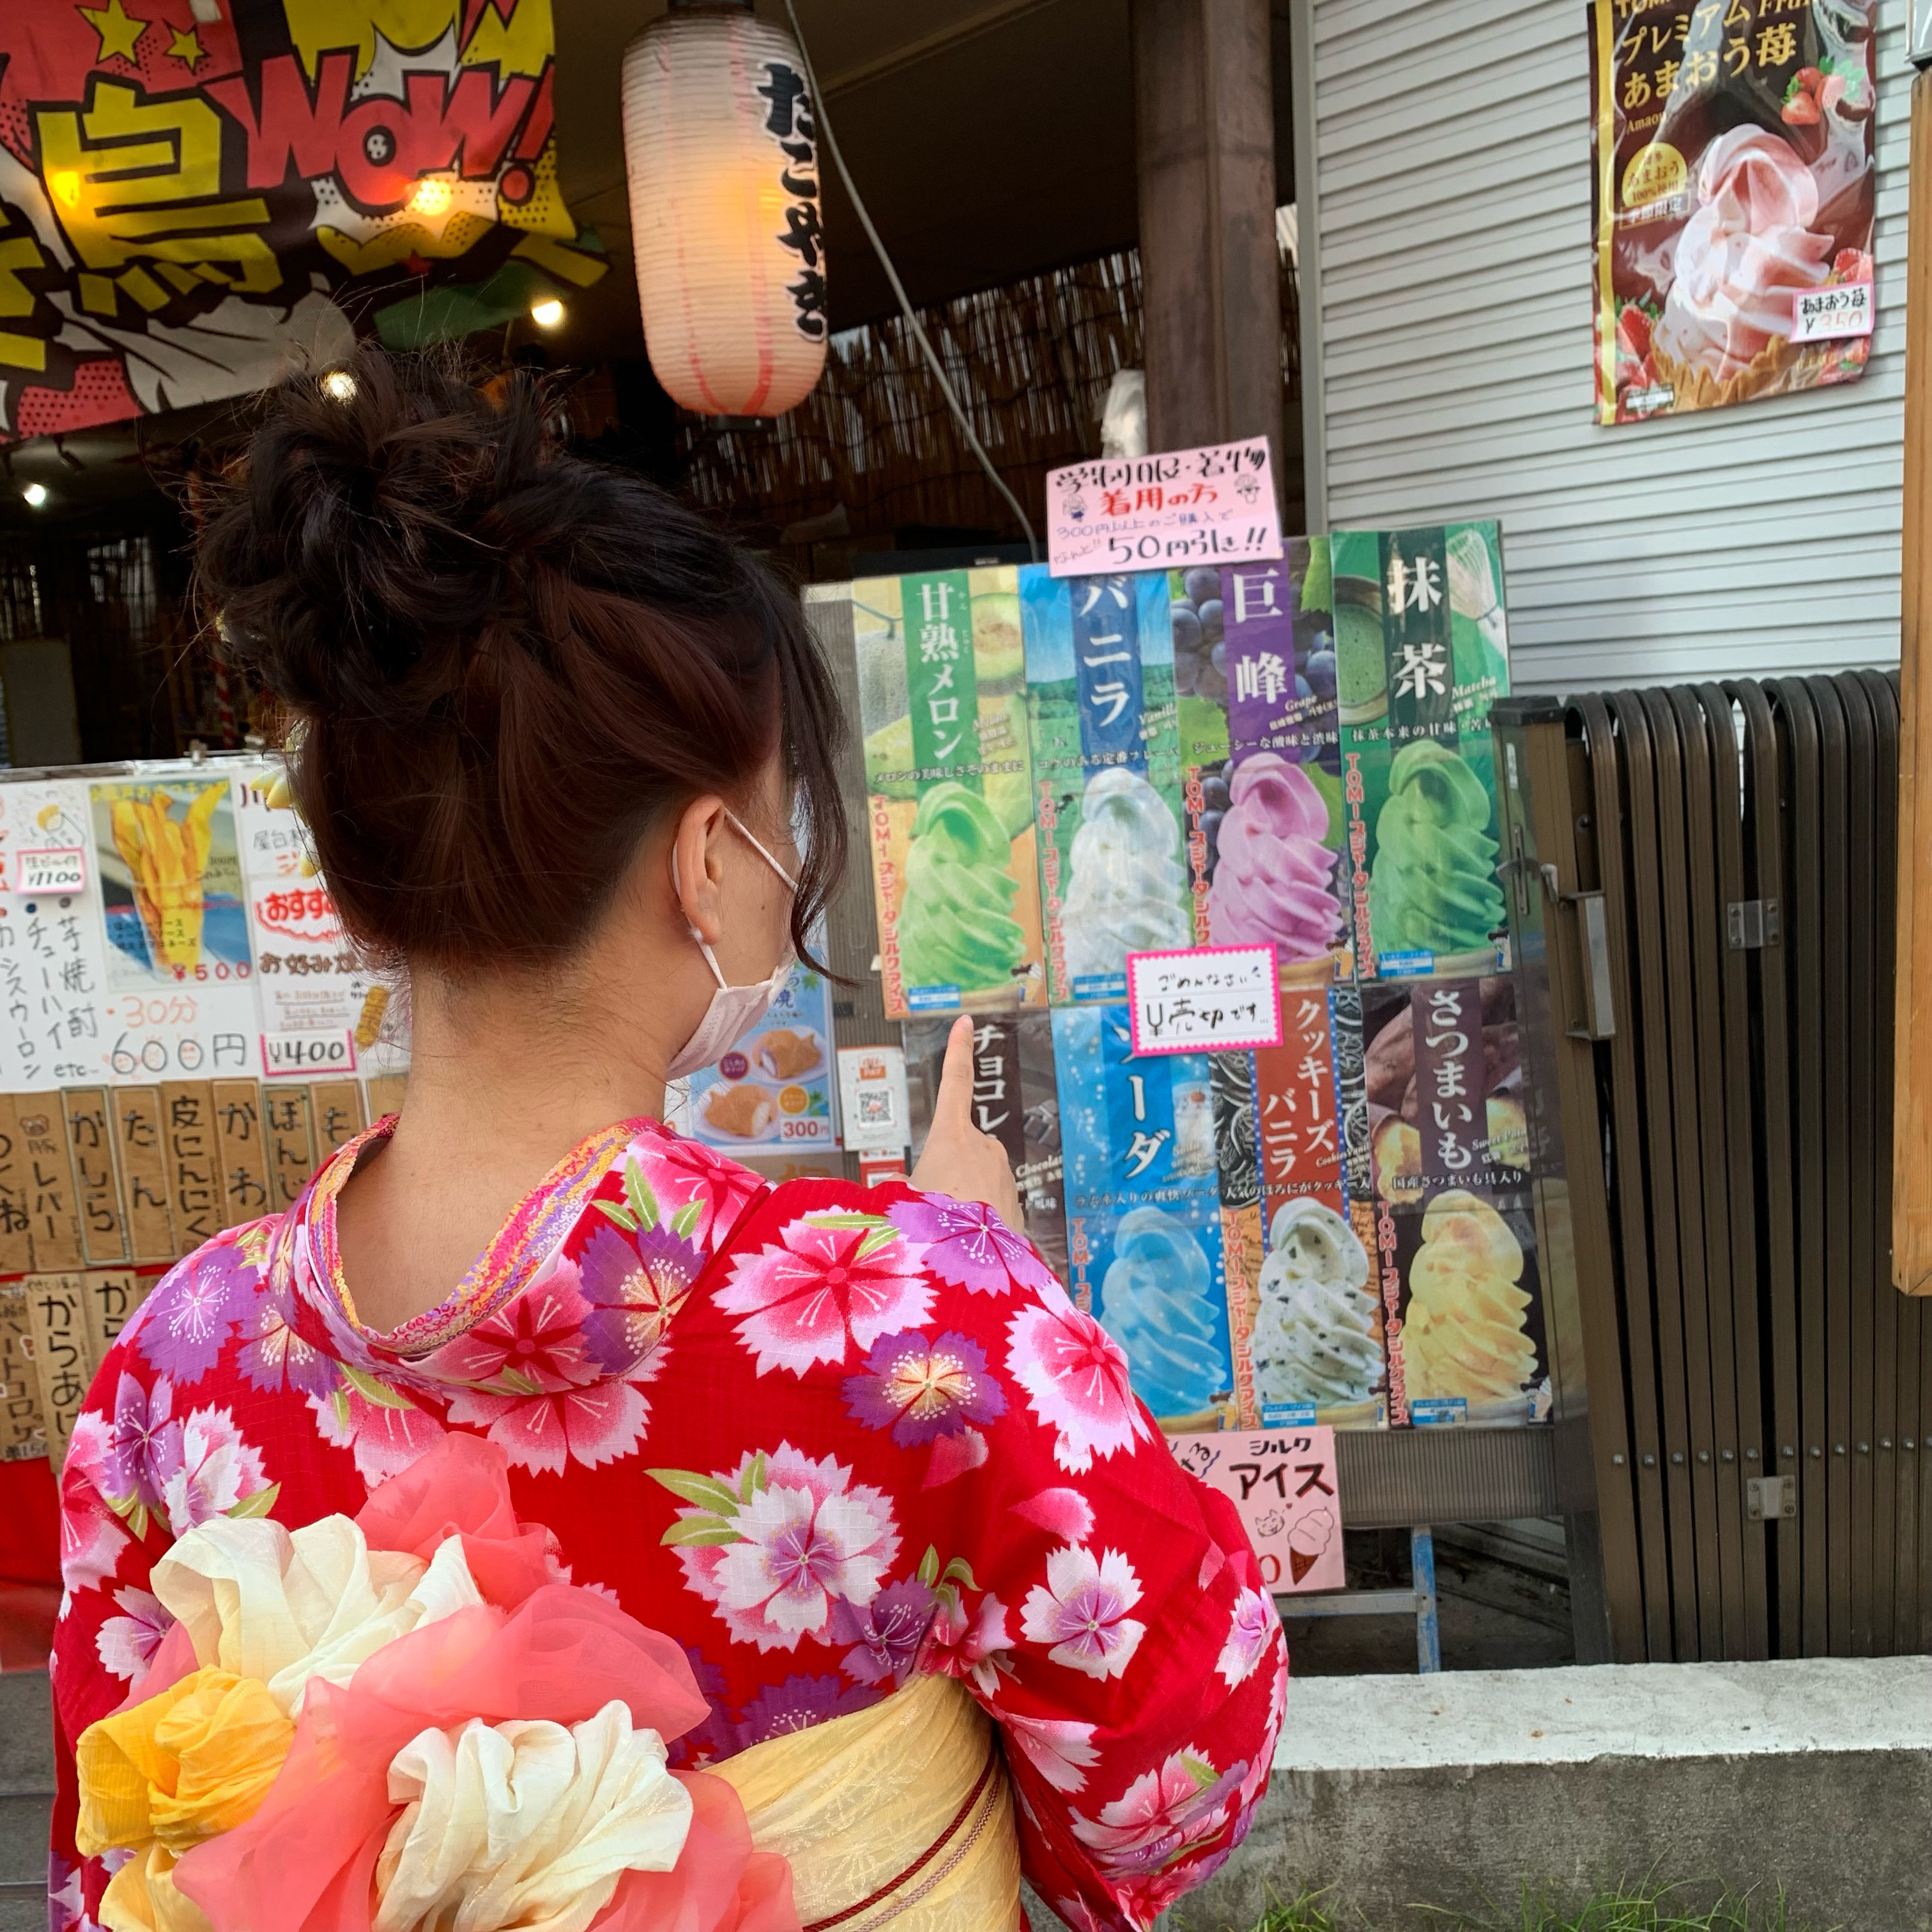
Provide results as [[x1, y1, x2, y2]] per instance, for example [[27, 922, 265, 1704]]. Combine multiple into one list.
[[620, 0, 829, 417]]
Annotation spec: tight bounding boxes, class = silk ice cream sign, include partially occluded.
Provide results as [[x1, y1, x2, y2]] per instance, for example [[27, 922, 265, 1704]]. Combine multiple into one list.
[[1588, 0, 1876, 423]]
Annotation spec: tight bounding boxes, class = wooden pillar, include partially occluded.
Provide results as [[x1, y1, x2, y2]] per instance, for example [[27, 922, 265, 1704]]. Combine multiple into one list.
[[1131, 0, 1283, 476], [1896, 63, 1932, 1296]]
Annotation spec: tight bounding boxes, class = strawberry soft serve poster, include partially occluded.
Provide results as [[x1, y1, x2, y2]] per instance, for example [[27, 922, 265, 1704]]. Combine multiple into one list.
[[1587, 0, 1876, 425]]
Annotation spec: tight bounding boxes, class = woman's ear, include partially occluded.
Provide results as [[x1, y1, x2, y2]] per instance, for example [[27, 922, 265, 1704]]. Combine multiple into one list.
[[670, 794, 728, 943]]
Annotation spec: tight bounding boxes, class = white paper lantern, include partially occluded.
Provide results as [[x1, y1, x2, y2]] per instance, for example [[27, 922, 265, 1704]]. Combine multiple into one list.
[[622, 1, 829, 417]]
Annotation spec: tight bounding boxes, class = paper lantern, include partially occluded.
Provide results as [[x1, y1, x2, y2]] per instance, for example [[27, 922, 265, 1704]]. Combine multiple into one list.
[[621, 1, 829, 417]]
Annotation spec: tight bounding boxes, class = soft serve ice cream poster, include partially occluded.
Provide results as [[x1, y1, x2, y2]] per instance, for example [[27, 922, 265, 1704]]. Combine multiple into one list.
[[1363, 976, 1549, 1427], [1240, 986, 1388, 1430], [1023, 568, 1192, 1002], [1055, 1004, 1235, 1430], [1196, 539, 1348, 977], [1588, 0, 1874, 424], [1334, 523, 1511, 980], [855, 569, 1045, 1018]]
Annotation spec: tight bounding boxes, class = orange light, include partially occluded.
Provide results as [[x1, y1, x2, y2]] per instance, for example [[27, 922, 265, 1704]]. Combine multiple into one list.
[[50, 170, 80, 210], [529, 296, 565, 328], [406, 177, 453, 218]]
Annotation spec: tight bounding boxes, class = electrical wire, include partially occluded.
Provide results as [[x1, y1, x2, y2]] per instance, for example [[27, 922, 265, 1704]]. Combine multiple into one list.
[[784, 0, 1040, 561]]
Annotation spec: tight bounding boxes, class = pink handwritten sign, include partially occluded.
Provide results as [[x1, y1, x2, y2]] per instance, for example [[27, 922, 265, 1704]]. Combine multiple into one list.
[[1045, 436, 1284, 578], [1168, 1424, 1344, 1593], [1126, 944, 1281, 1056]]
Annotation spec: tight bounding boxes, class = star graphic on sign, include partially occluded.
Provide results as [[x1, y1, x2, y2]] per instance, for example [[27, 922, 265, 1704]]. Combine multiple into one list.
[[78, 0, 147, 63], [167, 24, 203, 67]]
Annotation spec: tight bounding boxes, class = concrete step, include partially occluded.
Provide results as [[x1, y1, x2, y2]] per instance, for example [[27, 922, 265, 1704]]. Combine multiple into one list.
[[0, 1672, 50, 1932], [1183, 1655, 1932, 1932]]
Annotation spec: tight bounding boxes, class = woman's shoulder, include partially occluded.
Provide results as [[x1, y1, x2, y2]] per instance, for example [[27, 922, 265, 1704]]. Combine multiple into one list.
[[721, 1175, 1065, 1303], [109, 1215, 284, 1392]]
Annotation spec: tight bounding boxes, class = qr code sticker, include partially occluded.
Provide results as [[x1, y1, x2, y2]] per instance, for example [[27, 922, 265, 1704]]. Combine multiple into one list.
[[858, 1092, 893, 1126]]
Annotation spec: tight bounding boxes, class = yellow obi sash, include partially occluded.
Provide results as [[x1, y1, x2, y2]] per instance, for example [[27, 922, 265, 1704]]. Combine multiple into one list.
[[713, 1672, 1022, 1932]]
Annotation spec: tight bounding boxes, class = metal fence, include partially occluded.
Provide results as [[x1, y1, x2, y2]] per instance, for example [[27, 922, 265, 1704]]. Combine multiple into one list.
[[1494, 674, 1929, 1663]]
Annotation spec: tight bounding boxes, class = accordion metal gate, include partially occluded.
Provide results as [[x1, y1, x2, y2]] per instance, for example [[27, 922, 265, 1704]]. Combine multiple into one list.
[[1492, 674, 1929, 1664]]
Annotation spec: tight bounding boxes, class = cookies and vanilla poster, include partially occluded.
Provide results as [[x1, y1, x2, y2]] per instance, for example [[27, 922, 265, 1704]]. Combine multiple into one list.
[[1587, 0, 1876, 425]]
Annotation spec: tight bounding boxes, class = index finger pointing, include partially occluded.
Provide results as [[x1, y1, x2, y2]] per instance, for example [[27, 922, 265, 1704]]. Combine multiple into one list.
[[934, 1013, 976, 1130]]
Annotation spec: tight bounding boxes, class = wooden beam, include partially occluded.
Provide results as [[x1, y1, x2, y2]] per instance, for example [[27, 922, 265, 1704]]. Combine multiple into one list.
[[1131, 0, 1283, 479], [1896, 65, 1932, 1296]]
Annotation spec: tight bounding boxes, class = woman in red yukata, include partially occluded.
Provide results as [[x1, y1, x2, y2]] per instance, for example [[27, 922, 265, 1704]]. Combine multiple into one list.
[[49, 349, 1285, 1932]]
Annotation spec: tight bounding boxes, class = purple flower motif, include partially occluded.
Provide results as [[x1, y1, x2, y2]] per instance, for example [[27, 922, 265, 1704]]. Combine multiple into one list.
[[136, 1242, 252, 1384], [841, 1330, 1006, 1448], [886, 1193, 1058, 1296], [105, 1371, 174, 1510], [237, 1269, 341, 1400], [575, 1221, 696, 1376], [733, 1673, 880, 1748], [831, 1576, 937, 1687]]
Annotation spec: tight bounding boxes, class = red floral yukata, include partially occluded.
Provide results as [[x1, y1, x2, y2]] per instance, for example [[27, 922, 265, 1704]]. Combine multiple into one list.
[[48, 1117, 1287, 1932]]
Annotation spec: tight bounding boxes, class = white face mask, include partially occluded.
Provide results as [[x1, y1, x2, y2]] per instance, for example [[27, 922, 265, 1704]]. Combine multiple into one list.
[[665, 808, 800, 1080]]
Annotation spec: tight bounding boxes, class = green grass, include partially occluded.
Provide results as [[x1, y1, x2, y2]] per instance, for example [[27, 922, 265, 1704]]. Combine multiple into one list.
[[1174, 1878, 1835, 1932]]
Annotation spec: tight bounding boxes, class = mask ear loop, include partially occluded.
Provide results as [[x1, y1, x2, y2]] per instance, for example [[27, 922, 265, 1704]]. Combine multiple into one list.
[[669, 845, 729, 991], [722, 806, 799, 891]]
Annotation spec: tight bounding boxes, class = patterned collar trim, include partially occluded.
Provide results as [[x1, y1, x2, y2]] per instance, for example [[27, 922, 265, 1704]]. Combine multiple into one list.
[[302, 1114, 662, 1360]]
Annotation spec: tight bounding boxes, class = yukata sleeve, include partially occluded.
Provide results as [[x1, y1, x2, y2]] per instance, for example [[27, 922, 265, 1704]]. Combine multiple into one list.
[[874, 1191, 1288, 1932], [47, 1332, 184, 1930]]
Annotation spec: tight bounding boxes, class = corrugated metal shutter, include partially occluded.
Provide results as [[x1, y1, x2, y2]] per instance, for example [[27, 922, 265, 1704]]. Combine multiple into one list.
[[1297, 0, 1908, 693]]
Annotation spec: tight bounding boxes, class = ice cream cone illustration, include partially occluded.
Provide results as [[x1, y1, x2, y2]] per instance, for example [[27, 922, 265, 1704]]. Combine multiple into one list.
[[1288, 1503, 1336, 1584], [110, 786, 225, 972]]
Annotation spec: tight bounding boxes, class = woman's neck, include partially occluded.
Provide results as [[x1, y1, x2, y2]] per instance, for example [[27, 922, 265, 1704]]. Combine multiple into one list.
[[331, 962, 678, 1337]]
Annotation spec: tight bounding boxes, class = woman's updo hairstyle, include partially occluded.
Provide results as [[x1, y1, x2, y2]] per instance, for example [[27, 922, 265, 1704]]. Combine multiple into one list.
[[198, 345, 846, 976]]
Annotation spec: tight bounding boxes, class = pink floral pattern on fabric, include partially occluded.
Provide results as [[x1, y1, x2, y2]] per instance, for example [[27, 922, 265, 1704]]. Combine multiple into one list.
[[715, 1211, 933, 1374], [1020, 1544, 1147, 1681], [1006, 1299, 1151, 1474], [47, 1121, 1284, 1932], [653, 1443, 901, 1652]]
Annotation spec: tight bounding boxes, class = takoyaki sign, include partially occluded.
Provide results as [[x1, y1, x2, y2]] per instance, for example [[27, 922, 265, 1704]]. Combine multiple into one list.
[[1046, 437, 1284, 576]]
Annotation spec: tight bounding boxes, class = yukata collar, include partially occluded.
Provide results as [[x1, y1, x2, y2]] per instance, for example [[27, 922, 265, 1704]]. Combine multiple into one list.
[[287, 1113, 664, 1362]]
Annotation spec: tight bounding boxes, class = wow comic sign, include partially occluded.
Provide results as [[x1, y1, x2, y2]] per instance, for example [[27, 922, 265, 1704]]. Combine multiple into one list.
[[0, 0, 605, 439]]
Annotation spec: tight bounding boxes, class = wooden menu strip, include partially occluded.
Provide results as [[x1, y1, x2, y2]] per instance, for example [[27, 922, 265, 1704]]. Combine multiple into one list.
[[0, 1095, 31, 1275], [113, 1087, 178, 1266], [17, 1096, 84, 1271], [263, 1083, 318, 1213], [212, 1078, 273, 1227], [80, 1268, 152, 1370], [0, 1280, 46, 1461], [310, 1080, 367, 1156], [23, 1273, 88, 1465], [64, 1086, 130, 1267], [160, 1081, 223, 1253]]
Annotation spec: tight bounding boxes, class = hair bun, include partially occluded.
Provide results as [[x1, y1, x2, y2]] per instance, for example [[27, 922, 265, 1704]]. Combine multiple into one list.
[[192, 344, 849, 979], [201, 348, 551, 726]]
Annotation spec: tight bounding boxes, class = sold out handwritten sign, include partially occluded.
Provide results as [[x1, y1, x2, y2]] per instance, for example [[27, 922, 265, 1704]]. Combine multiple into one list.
[[1126, 944, 1282, 1056], [1168, 1425, 1344, 1593], [1045, 437, 1284, 577]]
